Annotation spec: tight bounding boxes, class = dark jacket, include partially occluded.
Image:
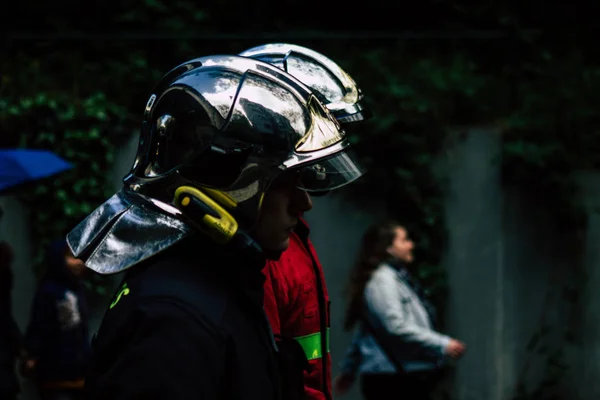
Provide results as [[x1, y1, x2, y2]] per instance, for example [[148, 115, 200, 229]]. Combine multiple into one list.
[[24, 240, 91, 383], [85, 235, 282, 400]]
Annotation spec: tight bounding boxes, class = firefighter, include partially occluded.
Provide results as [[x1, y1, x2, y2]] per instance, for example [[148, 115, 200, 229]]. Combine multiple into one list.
[[240, 44, 371, 400], [66, 55, 365, 399]]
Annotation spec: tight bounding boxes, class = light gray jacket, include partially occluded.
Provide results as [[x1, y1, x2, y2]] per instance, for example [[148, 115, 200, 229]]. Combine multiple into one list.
[[340, 263, 450, 375]]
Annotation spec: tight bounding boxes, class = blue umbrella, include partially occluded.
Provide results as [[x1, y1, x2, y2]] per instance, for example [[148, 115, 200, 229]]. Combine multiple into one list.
[[0, 149, 74, 194]]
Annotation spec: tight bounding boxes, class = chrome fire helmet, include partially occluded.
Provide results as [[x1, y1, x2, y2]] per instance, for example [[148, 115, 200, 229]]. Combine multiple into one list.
[[239, 43, 371, 124], [67, 55, 364, 274]]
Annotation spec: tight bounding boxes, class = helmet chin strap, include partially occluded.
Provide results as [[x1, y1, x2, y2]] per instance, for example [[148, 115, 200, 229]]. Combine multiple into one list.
[[229, 230, 264, 256]]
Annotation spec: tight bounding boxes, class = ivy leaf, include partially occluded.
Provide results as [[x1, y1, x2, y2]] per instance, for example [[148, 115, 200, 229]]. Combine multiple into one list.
[[144, 0, 168, 12]]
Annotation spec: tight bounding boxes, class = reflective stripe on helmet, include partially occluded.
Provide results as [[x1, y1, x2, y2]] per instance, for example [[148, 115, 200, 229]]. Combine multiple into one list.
[[295, 328, 330, 361]]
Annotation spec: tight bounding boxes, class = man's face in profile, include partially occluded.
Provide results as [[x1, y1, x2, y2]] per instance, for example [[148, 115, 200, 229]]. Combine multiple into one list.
[[251, 172, 313, 254]]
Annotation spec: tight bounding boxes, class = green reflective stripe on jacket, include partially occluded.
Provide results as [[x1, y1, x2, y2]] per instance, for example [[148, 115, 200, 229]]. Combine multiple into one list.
[[295, 328, 330, 361]]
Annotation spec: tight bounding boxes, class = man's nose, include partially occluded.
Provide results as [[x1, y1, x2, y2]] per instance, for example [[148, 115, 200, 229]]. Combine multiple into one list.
[[292, 188, 313, 214]]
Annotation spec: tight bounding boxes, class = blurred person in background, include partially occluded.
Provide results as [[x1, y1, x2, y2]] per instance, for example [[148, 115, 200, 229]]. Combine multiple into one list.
[[239, 43, 371, 400], [334, 221, 466, 400], [21, 239, 91, 400], [0, 226, 23, 400]]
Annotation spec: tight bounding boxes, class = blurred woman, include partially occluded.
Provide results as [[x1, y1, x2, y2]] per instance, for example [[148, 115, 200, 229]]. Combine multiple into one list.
[[334, 221, 465, 400]]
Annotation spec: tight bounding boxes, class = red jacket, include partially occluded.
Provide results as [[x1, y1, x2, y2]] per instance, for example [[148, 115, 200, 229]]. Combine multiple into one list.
[[263, 220, 331, 400]]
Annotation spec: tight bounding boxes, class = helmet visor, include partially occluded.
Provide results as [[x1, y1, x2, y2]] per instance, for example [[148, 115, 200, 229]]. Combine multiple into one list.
[[295, 149, 365, 193]]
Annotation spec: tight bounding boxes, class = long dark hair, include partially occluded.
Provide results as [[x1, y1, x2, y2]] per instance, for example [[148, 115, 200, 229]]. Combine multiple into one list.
[[343, 220, 402, 331]]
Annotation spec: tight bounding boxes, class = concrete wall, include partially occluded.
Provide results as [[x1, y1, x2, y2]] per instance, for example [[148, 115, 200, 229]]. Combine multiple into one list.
[[315, 127, 586, 400], [441, 128, 575, 400], [442, 128, 509, 400], [572, 172, 600, 400], [2, 128, 596, 400]]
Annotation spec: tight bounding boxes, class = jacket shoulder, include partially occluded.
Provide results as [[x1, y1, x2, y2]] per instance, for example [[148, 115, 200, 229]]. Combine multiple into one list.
[[368, 264, 398, 285], [108, 253, 231, 328]]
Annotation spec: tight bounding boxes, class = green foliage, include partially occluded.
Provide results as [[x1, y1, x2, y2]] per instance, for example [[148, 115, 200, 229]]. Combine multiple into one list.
[[501, 48, 600, 235], [333, 45, 463, 316], [0, 92, 133, 293]]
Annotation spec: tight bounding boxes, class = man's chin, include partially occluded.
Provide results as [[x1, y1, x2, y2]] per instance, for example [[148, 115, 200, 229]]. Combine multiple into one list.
[[264, 250, 284, 260], [263, 238, 290, 260]]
